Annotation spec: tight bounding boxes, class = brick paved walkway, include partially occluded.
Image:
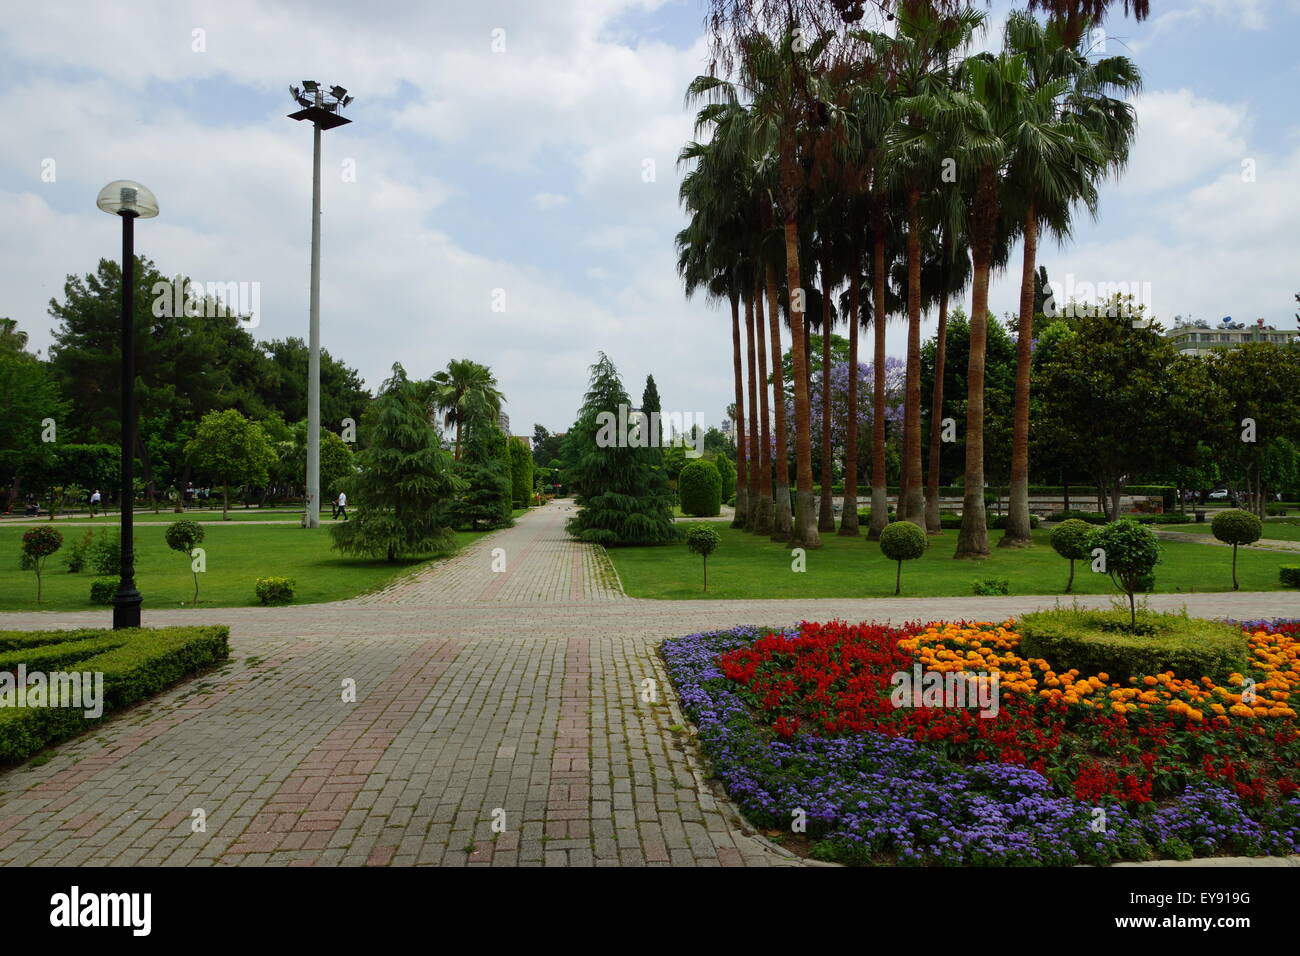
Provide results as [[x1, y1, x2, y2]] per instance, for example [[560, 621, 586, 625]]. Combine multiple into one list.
[[0, 500, 1295, 867]]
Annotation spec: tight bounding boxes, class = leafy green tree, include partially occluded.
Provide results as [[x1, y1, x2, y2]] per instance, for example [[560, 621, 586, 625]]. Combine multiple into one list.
[[1213, 344, 1300, 517], [255, 338, 371, 429], [46, 258, 273, 501], [331, 364, 463, 562], [0, 347, 68, 514], [1090, 519, 1160, 628], [1035, 310, 1176, 519], [185, 410, 276, 519], [165, 519, 205, 604], [565, 354, 678, 545]]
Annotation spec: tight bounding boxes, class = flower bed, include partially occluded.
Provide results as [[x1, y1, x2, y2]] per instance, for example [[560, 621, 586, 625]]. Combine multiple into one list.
[[661, 619, 1300, 865]]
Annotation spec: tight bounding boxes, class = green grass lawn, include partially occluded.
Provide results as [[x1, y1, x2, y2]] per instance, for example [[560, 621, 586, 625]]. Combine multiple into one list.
[[0, 523, 497, 612], [609, 525, 1296, 600], [1162, 520, 1300, 542]]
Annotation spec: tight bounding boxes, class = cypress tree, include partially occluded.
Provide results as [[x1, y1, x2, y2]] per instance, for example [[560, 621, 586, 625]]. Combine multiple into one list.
[[566, 354, 678, 545], [455, 412, 515, 531], [331, 364, 461, 562]]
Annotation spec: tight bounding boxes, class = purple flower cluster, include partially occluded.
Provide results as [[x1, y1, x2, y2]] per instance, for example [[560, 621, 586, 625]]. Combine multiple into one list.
[[661, 625, 1300, 866]]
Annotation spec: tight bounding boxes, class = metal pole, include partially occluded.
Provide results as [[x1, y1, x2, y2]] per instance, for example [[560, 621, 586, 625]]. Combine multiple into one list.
[[306, 120, 322, 528], [113, 212, 142, 628]]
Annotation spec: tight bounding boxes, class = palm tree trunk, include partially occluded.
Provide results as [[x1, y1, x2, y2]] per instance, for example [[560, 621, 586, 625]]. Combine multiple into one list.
[[766, 265, 793, 541], [744, 293, 760, 531], [454, 415, 463, 461], [903, 188, 925, 528], [840, 267, 861, 536], [956, 171, 996, 558], [1001, 201, 1037, 548], [754, 276, 774, 534], [818, 260, 835, 532], [868, 228, 889, 540], [730, 293, 748, 527], [925, 232, 951, 535], [785, 220, 820, 549]]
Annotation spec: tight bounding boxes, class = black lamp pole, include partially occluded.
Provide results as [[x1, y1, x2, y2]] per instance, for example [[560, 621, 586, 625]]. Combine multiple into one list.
[[112, 209, 142, 629]]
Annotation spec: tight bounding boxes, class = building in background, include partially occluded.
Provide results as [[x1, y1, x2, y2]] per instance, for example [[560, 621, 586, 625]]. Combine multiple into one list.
[[1165, 316, 1298, 356]]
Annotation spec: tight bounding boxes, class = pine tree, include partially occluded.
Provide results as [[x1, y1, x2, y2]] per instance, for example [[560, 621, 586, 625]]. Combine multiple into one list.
[[331, 364, 462, 562], [640, 374, 664, 453], [566, 354, 678, 545], [454, 412, 514, 530], [508, 437, 534, 507]]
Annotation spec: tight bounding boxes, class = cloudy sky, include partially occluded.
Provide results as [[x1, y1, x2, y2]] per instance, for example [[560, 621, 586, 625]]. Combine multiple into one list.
[[1, 0, 1297, 435]]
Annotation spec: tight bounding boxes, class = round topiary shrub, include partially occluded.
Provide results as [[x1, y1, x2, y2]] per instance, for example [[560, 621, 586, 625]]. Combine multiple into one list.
[[21, 525, 63, 604], [1211, 508, 1262, 591], [879, 521, 928, 595], [165, 519, 206, 604], [1089, 519, 1161, 628], [685, 524, 721, 592], [678, 459, 723, 517], [90, 577, 118, 605], [1050, 518, 1094, 593], [255, 576, 297, 606]]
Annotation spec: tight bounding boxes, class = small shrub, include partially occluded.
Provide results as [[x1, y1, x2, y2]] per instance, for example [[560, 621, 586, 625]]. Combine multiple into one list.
[[1211, 509, 1262, 591], [685, 524, 721, 592], [678, 459, 723, 517], [21, 526, 63, 604], [88, 529, 121, 576], [1280, 565, 1300, 588], [1049, 518, 1093, 593], [90, 578, 117, 605], [972, 578, 1010, 596], [879, 521, 928, 595], [1019, 609, 1247, 685], [1088, 520, 1161, 629], [62, 529, 95, 574], [165, 519, 206, 604], [254, 576, 296, 606]]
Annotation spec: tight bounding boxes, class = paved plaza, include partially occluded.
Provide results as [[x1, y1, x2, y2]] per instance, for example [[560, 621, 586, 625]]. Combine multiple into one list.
[[0, 502, 1296, 867]]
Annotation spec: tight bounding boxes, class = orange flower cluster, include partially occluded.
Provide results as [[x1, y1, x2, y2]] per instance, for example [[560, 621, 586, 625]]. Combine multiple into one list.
[[898, 622, 1299, 724]]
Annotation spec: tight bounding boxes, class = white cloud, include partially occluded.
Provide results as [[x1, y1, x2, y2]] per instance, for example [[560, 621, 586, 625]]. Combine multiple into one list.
[[531, 192, 569, 210]]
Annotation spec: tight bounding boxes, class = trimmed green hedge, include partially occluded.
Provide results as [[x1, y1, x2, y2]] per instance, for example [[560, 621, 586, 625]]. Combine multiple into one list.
[[1018, 609, 1246, 685], [0, 626, 230, 763], [1280, 565, 1300, 588]]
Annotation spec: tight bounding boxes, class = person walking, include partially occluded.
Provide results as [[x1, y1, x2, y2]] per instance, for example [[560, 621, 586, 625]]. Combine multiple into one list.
[[89, 489, 101, 518], [335, 491, 348, 521]]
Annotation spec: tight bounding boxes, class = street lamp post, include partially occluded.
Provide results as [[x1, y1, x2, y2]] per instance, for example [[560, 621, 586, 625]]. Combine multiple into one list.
[[289, 81, 353, 528], [96, 180, 158, 630]]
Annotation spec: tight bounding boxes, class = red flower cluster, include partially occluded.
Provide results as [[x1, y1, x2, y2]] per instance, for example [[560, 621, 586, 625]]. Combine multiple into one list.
[[716, 620, 1300, 808]]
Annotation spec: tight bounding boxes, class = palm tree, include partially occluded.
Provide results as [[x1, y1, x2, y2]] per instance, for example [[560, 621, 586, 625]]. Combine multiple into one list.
[[677, 131, 752, 526], [998, 12, 1139, 547], [883, 2, 984, 529], [943, 48, 1031, 557], [687, 29, 839, 549], [428, 359, 504, 460]]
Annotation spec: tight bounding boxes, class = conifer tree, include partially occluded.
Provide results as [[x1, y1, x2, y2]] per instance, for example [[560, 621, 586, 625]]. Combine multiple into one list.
[[566, 354, 678, 545], [455, 411, 515, 530], [331, 364, 462, 562]]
